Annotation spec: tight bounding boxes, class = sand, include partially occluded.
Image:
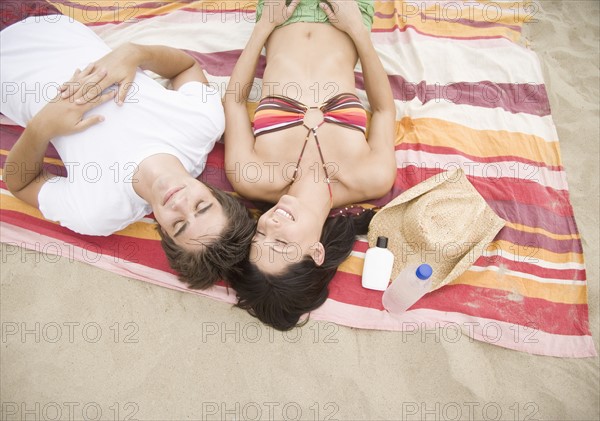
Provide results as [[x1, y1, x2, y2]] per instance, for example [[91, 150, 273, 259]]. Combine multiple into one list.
[[1, 1, 598, 420]]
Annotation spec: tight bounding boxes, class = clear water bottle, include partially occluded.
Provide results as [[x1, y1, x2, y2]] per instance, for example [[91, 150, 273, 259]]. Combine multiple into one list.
[[382, 264, 433, 314]]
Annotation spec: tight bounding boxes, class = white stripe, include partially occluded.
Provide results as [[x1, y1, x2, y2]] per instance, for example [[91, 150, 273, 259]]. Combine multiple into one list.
[[481, 249, 585, 270], [94, 11, 255, 52], [469, 265, 586, 285], [349, 251, 366, 259], [367, 28, 544, 85], [254, 120, 301, 135]]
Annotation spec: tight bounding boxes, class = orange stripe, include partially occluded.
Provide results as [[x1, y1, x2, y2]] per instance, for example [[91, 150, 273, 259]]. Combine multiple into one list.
[[338, 255, 364, 275], [492, 239, 584, 265], [398, 117, 561, 166], [506, 222, 580, 241]]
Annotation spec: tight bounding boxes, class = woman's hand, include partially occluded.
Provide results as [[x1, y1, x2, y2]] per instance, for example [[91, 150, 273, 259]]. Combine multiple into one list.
[[59, 43, 142, 106], [320, 0, 365, 37], [32, 79, 116, 140], [258, 0, 300, 29]]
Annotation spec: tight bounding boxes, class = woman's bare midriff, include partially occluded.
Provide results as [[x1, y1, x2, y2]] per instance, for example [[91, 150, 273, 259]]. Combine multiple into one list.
[[263, 22, 358, 104]]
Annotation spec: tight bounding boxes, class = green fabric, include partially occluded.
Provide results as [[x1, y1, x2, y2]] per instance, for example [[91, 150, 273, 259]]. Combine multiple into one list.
[[256, 0, 374, 30]]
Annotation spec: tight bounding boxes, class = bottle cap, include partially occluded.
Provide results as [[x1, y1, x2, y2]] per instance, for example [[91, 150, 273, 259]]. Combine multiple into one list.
[[376, 236, 388, 248], [416, 264, 433, 280]]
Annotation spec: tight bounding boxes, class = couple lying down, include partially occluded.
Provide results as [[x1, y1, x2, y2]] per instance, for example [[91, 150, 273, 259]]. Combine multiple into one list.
[[1, 0, 396, 330]]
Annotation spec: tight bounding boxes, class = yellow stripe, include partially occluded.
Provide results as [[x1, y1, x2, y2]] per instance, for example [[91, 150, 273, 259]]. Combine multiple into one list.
[[374, 1, 530, 42], [1, 194, 160, 240], [453, 269, 588, 305], [338, 255, 365, 275], [505, 222, 580, 241], [398, 117, 561, 166], [0, 149, 64, 168], [491, 239, 584, 265]]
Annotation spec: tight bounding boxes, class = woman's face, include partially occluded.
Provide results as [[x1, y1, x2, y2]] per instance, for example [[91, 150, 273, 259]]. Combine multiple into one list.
[[151, 177, 227, 250], [250, 195, 325, 275]]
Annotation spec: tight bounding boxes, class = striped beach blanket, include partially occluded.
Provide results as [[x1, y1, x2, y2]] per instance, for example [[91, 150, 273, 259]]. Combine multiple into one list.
[[0, 0, 595, 358]]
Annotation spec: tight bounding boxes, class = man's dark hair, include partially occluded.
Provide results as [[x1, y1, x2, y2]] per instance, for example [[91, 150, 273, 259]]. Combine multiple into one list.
[[158, 186, 256, 289]]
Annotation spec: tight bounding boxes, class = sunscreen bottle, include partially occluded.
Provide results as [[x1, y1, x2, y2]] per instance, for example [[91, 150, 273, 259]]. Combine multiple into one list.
[[361, 236, 395, 291]]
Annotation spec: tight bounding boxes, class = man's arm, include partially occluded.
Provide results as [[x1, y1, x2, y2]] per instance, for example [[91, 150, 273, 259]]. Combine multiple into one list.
[[131, 43, 208, 90], [4, 88, 115, 207], [61, 43, 207, 105]]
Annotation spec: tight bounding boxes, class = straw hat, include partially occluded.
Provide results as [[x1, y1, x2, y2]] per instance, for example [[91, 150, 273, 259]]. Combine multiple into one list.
[[367, 169, 505, 291]]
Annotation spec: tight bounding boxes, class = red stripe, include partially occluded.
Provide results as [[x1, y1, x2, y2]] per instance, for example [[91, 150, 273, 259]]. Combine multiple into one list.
[[328, 273, 591, 336], [1, 208, 173, 271], [412, 284, 591, 336], [184, 50, 266, 79], [355, 72, 550, 116], [394, 166, 575, 216], [386, 167, 580, 236]]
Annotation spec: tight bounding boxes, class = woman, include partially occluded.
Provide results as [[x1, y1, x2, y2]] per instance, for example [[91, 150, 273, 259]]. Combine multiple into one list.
[[1, 8, 255, 288], [224, 0, 397, 329]]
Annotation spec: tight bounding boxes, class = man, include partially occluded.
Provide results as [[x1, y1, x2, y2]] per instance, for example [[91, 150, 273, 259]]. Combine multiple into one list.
[[1, 9, 254, 288]]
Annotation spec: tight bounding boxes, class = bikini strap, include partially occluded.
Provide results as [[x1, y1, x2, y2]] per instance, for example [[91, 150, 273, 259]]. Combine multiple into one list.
[[293, 123, 333, 208]]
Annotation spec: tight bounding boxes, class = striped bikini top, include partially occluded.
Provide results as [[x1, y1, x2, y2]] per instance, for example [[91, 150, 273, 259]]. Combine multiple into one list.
[[253, 93, 367, 136], [252, 93, 368, 206]]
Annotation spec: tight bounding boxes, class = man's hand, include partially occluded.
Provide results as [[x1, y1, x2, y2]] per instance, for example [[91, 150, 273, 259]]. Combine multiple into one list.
[[33, 80, 116, 139], [60, 43, 142, 106]]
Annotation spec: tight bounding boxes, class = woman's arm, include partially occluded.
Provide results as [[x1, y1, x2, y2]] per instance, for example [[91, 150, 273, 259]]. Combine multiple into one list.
[[223, 20, 273, 187], [321, 0, 397, 195], [321, 0, 396, 144], [224, 0, 299, 190]]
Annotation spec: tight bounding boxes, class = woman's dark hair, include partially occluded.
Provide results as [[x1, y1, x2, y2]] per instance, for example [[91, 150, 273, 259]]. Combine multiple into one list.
[[158, 186, 256, 289], [229, 209, 375, 330]]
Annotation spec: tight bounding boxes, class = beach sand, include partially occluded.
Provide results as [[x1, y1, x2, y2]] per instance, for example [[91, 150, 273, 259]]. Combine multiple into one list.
[[1, 1, 598, 419]]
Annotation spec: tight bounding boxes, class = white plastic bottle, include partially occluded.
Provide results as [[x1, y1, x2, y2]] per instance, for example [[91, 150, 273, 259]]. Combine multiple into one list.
[[361, 236, 395, 291], [382, 264, 433, 313]]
